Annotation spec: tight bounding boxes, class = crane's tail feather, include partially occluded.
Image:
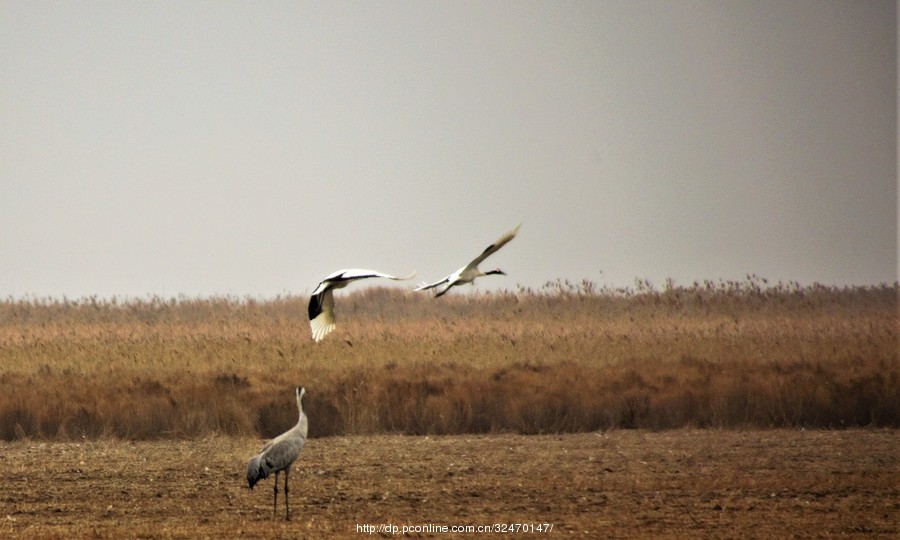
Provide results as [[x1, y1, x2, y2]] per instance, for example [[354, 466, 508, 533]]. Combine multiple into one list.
[[434, 283, 454, 297], [247, 455, 268, 489]]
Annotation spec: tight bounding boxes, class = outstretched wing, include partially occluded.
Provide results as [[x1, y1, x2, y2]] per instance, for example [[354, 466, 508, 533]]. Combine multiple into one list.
[[308, 269, 415, 342], [309, 288, 336, 342], [317, 269, 415, 290], [337, 268, 416, 281], [414, 274, 452, 292], [462, 223, 521, 273]]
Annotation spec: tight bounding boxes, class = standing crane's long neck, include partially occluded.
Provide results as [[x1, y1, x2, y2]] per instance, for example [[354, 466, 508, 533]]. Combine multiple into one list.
[[295, 396, 308, 439]]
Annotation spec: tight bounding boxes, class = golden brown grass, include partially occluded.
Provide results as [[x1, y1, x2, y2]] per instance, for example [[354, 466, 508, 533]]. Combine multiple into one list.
[[0, 278, 896, 439]]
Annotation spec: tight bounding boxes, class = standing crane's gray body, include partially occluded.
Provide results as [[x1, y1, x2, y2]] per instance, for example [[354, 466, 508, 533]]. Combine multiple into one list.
[[247, 386, 308, 520]]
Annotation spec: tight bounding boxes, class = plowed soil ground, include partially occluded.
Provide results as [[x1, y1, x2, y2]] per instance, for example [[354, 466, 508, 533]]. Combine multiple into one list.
[[2, 430, 897, 538]]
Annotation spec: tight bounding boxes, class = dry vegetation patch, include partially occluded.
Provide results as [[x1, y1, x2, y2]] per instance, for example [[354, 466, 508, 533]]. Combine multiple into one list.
[[0, 279, 897, 439]]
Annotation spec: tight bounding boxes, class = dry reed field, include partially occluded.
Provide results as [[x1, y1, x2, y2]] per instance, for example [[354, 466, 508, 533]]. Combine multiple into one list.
[[1, 279, 898, 538], [0, 278, 897, 440]]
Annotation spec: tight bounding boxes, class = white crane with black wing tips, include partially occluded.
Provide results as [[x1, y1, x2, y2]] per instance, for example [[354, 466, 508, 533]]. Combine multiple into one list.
[[415, 223, 521, 297], [308, 268, 416, 342], [247, 386, 308, 520]]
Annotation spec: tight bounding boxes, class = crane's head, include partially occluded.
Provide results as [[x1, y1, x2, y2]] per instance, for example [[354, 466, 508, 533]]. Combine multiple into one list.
[[296, 386, 306, 402]]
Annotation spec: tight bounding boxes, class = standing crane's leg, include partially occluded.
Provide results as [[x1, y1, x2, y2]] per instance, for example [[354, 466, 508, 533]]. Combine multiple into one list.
[[283, 467, 291, 521], [273, 471, 279, 519]]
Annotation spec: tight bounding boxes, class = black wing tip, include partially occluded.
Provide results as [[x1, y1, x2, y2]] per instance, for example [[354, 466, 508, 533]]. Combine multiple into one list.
[[308, 293, 323, 320]]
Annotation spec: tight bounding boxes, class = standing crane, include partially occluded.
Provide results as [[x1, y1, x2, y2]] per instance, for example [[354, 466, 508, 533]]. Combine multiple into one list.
[[415, 223, 521, 297], [308, 269, 415, 342], [247, 386, 308, 520]]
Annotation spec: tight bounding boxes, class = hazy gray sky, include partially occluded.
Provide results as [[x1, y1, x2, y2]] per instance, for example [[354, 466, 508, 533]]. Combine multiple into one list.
[[2, 1, 896, 299]]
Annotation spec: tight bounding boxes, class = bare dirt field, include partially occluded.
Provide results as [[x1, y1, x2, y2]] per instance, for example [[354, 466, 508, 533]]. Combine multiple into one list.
[[2, 430, 896, 538]]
